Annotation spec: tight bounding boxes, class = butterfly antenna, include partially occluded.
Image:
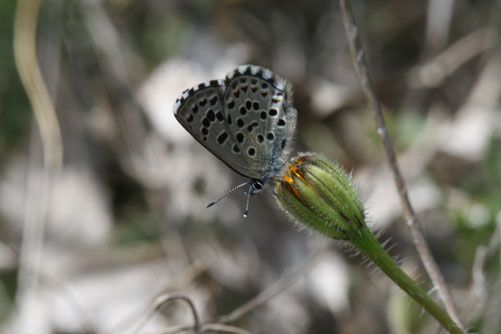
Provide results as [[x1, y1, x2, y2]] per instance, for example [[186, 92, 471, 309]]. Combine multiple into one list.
[[243, 183, 255, 218], [206, 181, 249, 208]]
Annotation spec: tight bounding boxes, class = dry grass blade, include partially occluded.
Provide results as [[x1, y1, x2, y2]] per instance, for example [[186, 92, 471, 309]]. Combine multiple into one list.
[[13, 0, 63, 171], [12, 1, 63, 331]]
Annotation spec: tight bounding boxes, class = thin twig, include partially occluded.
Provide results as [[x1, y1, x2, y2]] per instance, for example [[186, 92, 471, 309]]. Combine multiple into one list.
[[134, 294, 201, 334], [408, 27, 497, 88], [161, 323, 252, 334], [479, 212, 501, 332], [218, 246, 324, 324], [339, 0, 464, 330], [200, 323, 252, 334], [109, 262, 206, 333], [468, 212, 501, 324]]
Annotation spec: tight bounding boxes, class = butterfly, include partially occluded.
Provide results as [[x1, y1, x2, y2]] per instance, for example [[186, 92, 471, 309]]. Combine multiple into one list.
[[173, 65, 297, 216]]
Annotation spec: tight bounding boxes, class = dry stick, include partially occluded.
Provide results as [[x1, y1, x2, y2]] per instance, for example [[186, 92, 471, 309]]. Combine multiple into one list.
[[134, 294, 201, 334], [199, 324, 252, 334], [339, 0, 464, 330], [408, 27, 497, 89], [161, 323, 252, 334], [218, 246, 324, 324], [469, 212, 501, 325], [110, 262, 206, 333], [142, 249, 323, 332]]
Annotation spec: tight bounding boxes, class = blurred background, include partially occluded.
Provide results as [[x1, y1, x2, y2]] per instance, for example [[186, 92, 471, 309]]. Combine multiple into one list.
[[1, 0, 500, 333]]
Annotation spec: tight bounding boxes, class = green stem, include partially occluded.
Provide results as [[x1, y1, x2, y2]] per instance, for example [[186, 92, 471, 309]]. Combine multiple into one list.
[[351, 225, 464, 334]]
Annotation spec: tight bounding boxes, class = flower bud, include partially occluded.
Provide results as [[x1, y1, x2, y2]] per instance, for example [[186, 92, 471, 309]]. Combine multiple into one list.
[[274, 153, 365, 240], [275, 154, 464, 333]]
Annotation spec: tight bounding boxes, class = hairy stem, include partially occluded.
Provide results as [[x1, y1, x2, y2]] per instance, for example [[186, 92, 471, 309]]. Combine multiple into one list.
[[352, 226, 464, 334]]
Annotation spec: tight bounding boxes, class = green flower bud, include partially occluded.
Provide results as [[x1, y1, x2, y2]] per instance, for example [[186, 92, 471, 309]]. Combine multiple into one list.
[[274, 153, 365, 240], [274, 153, 464, 333]]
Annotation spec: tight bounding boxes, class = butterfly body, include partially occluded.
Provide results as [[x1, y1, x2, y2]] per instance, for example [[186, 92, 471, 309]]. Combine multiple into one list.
[[173, 65, 297, 211]]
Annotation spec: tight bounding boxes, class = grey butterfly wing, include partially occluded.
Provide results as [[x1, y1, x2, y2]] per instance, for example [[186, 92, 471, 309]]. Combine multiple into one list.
[[223, 65, 297, 180], [173, 80, 259, 178]]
